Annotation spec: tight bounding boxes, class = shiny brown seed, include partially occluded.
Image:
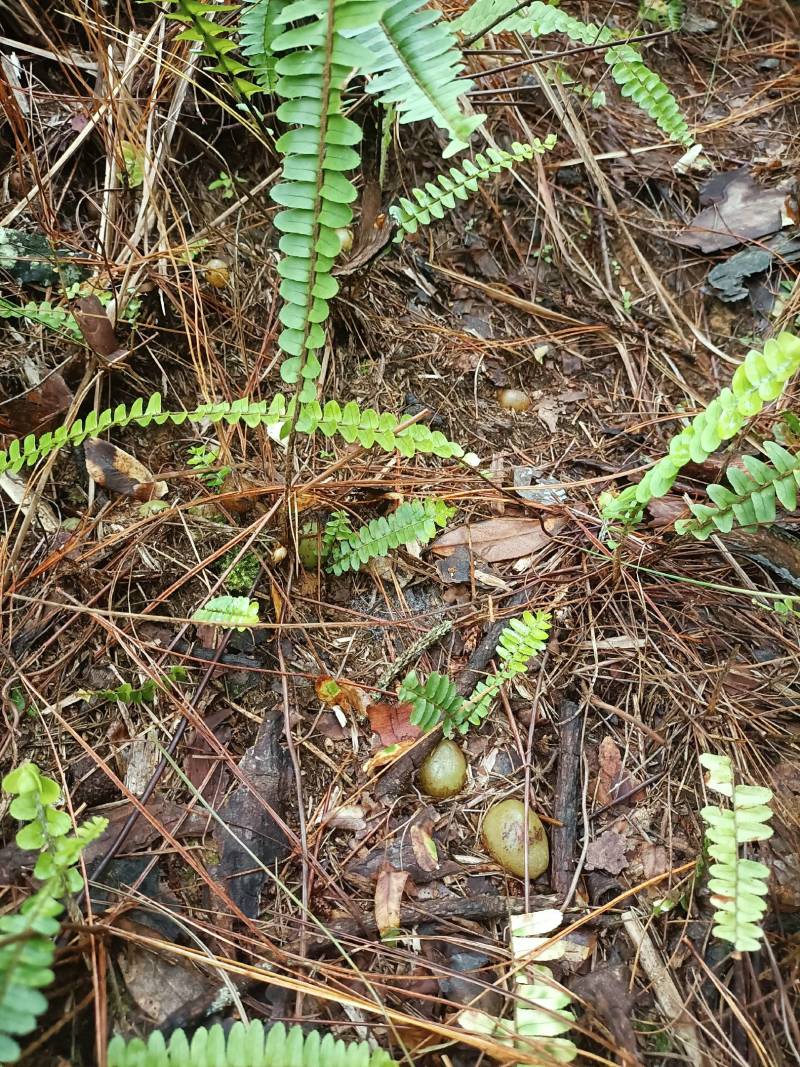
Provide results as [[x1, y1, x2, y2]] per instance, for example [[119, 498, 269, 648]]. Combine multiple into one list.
[[481, 799, 549, 878], [497, 388, 532, 412]]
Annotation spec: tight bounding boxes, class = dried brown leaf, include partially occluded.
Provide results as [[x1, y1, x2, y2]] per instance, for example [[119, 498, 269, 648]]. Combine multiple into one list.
[[431, 516, 563, 563], [375, 865, 408, 940], [585, 830, 629, 875], [73, 295, 126, 361], [367, 701, 422, 745], [84, 438, 167, 501]]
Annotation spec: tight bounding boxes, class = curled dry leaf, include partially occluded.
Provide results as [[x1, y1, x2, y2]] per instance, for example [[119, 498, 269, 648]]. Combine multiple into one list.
[[410, 822, 439, 873], [84, 438, 167, 501], [0, 372, 73, 435], [375, 864, 409, 942], [431, 516, 564, 564], [367, 700, 422, 746], [72, 295, 127, 362], [315, 675, 366, 717]]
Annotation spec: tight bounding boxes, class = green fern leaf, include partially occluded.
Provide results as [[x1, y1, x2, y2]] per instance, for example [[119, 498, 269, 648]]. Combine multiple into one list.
[[165, 0, 262, 98], [192, 595, 260, 629], [356, 0, 484, 158], [389, 140, 555, 241], [399, 670, 464, 731], [327, 498, 454, 575], [108, 1020, 396, 1067], [699, 753, 774, 953], [238, 0, 286, 92], [605, 44, 691, 145], [603, 331, 800, 527], [271, 1, 384, 401]]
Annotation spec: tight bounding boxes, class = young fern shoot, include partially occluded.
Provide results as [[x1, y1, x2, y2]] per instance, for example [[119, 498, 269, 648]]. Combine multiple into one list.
[[325, 499, 454, 575], [699, 753, 774, 953]]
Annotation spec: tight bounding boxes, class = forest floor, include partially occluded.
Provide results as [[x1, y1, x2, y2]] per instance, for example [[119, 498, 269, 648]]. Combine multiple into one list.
[[1, 0, 799, 1065]]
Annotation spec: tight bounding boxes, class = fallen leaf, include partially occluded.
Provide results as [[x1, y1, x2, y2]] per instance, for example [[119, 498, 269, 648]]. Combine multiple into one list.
[[324, 805, 367, 831], [572, 965, 641, 1066], [315, 675, 366, 717], [118, 943, 219, 1026], [585, 830, 629, 875], [410, 823, 439, 873], [85, 438, 167, 501], [363, 738, 420, 774], [597, 737, 623, 807], [0, 373, 73, 435], [675, 168, 796, 253], [367, 701, 422, 745], [431, 516, 563, 564], [374, 865, 409, 941], [73, 295, 127, 361], [184, 707, 232, 805], [640, 843, 668, 881]]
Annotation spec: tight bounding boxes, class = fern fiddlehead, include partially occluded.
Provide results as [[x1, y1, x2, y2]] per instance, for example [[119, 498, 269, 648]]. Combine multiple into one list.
[[326, 498, 454, 574], [357, 0, 484, 158], [389, 140, 555, 242], [699, 753, 774, 953], [602, 332, 800, 527], [675, 440, 800, 539], [108, 1020, 396, 1067], [0, 392, 463, 476], [270, 1, 382, 402]]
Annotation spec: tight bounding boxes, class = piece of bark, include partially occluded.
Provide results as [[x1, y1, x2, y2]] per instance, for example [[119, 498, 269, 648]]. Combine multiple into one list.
[[215, 712, 291, 918], [552, 697, 582, 899]]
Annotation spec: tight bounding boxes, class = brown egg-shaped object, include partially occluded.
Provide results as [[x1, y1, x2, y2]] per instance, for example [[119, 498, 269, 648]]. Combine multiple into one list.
[[203, 257, 231, 289], [418, 740, 467, 799], [497, 388, 531, 412], [481, 799, 549, 878]]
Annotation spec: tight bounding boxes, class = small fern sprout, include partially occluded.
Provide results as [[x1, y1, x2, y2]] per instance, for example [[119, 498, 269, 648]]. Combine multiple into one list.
[[602, 331, 800, 528], [699, 753, 774, 953], [192, 595, 260, 630], [326, 499, 454, 575], [400, 670, 464, 731], [389, 140, 556, 243]]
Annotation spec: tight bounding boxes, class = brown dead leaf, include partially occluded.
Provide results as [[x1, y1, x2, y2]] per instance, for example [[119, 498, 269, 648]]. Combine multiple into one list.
[[595, 736, 643, 809], [315, 675, 366, 717], [375, 864, 409, 940], [363, 738, 420, 774], [118, 944, 219, 1026], [73, 295, 127, 361], [431, 516, 563, 564], [0, 373, 73, 435], [85, 438, 167, 501], [585, 830, 629, 875], [640, 843, 668, 881], [410, 823, 439, 873], [367, 700, 422, 745], [675, 168, 796, 253]]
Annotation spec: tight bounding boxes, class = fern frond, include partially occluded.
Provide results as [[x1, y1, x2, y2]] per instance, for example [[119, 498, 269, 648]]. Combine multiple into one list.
[[448, 610, 551, 737], [270, 1, 383, 402], [399, 670, 464, 731], [675, 440, 800, 539], [238, 0, 286, 92], [326, 498, 454, 575], [639, 0, 684, 30], [321, 509, 355, 557], [356, 0, 484, 158], [192, 595, 260, 629], [108, 1020, 396, 1067], [602, 331, 800, 526], [164, 0, 261, 98], [699, 753, 774, 953], [0, 392, 463, 476], [389, 140, 555, 242], [0, 297, 81, 340], [454, 0, 692, 146], [1, 765, 107, 1064]]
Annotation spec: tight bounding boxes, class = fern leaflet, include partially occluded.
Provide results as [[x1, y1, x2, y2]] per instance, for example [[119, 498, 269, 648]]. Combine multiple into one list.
[[192, 595, 260, 629], [0, 297, 81, 340], [676, 440, 800, 539], [238, 0, 286, 92], [356, 0, 484, 158], [390, 140, 555, 242], [399, 670, 464, 731], [164, 0, 261, 98], [1, 765, 107, 1064], [108, 1020, 395, 1067], [699, 753, 774, 953], [602, 331, 800, 527], [270, 1, 383, 401], [0, 392, 463, 476], [326, 498, 454, 575]]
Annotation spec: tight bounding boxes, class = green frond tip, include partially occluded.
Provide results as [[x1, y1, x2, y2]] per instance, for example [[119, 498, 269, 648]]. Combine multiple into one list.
[[602, 331, 800, 528], [358, 0, 484, 158], [699, 753, 774, 953], [192, 595, 260, 629], [451, 610, 551, 736], [164, 0, 262, 98], [389, 139, 556, 242], [0, 392, 464, 476], [238, 0, 287, 92], [107, 1020, 396, 1067], [270, 1, 383, 402], [675, 439, 800, 539], [326, 498, 454, 575], [400, 670, 464, 731]]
